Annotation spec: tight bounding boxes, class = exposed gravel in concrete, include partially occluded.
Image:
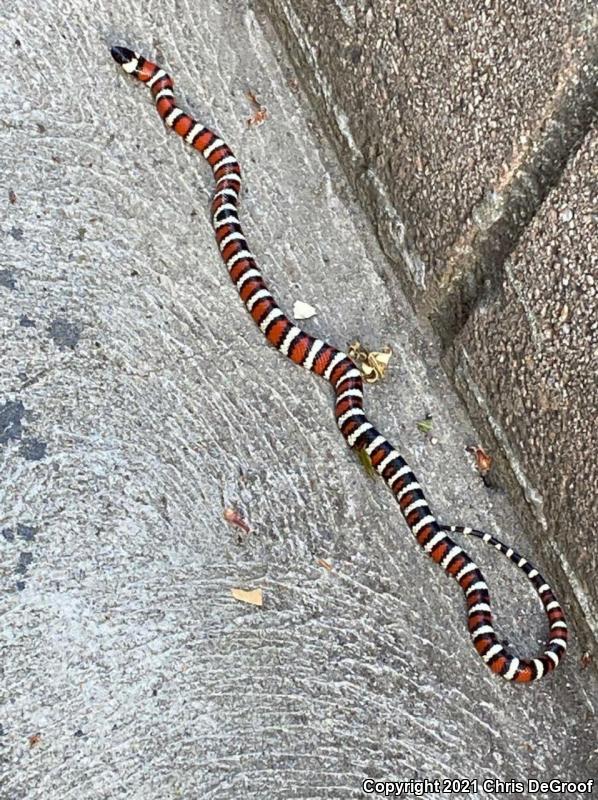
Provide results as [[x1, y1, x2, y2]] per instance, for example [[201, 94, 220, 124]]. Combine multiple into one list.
[[254, 0, 596, 302], [1, 1, 597, 798], [456, 126, 598, 640]]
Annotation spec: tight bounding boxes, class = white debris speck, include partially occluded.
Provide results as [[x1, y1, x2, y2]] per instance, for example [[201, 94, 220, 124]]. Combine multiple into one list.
[[293, 300, 317, 320]]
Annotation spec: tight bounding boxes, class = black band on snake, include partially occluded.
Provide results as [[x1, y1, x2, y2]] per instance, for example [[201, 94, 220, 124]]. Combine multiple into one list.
[[111, 45, 568, 683]]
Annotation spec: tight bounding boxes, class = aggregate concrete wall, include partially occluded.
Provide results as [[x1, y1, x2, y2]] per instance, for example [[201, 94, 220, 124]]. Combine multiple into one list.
[[454, 127, 598, 638], [1, 1, 597, 798], [253, 0, 598, 644]]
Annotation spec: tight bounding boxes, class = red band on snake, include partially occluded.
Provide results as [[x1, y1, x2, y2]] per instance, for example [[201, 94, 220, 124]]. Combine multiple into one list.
[[111, 46, 568, 683]]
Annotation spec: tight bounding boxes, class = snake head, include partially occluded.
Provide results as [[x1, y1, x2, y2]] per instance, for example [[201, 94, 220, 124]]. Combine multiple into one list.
[[111, 46, 140, 75]]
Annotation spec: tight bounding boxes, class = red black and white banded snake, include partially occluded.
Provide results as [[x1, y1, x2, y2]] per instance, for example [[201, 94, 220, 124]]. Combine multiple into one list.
[[111, 46, 568, 683]]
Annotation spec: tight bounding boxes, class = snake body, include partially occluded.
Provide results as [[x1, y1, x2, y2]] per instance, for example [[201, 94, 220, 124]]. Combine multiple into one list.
[[111, 46, 568, 683]]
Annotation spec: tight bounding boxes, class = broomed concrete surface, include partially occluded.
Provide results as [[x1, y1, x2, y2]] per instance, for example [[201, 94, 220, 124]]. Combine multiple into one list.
[[1, 2, 597, 799]]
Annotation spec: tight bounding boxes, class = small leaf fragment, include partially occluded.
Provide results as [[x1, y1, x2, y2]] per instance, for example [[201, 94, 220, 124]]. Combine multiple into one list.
[[246, 89, 260, 108], [416, 415, 433, 434], [224, 507, 251, 535], [293, 300, 317, 320], [558, 304, 569, 324], [467, 445, 493, 476], [581, 651, 593, 670], [316, 558, 333, 572], [28, 733, 42, 748], [356, 447, 377, 479], [246, 89, 268, 128], [231, 587, 263, 606]]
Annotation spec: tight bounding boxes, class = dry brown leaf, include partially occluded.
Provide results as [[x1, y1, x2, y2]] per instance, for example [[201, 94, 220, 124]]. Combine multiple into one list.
[[316, 558, 333, 572], [28, 733, 42, 748], [581, 651, 593, 670], [467, 445, 493, 476], [231, 587, 263, 606], [247, 108, 268, 128], [246, 89, 258, 105], [223, 507, 251, 535], [245, 89, 268, 128]]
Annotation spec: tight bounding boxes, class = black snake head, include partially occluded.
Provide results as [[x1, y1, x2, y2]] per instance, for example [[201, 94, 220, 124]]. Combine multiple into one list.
[[111, 46, 136, 67]]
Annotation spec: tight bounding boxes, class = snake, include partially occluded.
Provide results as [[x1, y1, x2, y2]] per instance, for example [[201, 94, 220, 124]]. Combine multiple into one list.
[[111, 46, 568, 683]]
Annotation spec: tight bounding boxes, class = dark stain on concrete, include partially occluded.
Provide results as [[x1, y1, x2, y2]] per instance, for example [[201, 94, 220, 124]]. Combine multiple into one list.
[[0, 269, 17, 290], [19, 438, 47, 461], [17, 524, 37, 542], [0, 400, 26, 444], [48, 318, 83, 350], [19, 315, 36, 327], [1, 528, 15, 542], [16, 551, 33, 575], [9, 226, 24, 240]]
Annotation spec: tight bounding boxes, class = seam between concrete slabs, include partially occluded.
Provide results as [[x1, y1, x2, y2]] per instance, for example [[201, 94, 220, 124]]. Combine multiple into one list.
[[429, 16, 598, 342]]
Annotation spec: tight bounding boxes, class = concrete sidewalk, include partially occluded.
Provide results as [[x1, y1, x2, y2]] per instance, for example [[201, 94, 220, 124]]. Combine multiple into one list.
[[1, 1, 596, 798]]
